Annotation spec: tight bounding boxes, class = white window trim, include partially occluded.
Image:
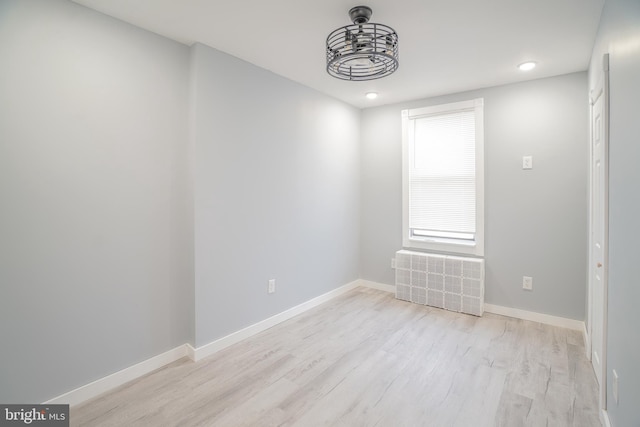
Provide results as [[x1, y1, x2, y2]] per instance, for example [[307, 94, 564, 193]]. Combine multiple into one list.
[[401, 98, 485, 256]]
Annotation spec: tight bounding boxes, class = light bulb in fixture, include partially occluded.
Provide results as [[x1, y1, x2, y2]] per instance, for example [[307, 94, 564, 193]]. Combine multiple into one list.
[[366, 92, 378, 100], [518, 61, 537, 71], [385, 35, 395, 55]]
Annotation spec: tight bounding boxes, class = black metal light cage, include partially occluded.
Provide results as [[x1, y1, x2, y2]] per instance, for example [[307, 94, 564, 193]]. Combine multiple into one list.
[[326, 22, 399, 81]]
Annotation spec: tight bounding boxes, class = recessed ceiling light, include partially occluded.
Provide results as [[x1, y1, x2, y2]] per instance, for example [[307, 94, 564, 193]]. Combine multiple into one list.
[[518, 61, 537, 71], [366, 92, 378, 99]]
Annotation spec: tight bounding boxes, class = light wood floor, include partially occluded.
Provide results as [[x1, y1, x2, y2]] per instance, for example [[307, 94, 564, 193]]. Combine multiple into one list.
[[71, 287, 601, 426]]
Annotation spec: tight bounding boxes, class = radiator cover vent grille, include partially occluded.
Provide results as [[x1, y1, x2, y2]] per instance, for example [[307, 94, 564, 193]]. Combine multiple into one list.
[[395, 250, 484, 316]]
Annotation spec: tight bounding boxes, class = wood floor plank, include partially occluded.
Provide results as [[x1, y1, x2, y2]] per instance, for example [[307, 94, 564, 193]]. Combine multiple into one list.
[[71, 288, 601, 426]]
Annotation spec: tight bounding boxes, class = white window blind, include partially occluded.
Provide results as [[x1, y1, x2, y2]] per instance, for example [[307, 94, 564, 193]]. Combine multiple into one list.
[[409, 109, 476, 238], [402, 99, 484, 255]]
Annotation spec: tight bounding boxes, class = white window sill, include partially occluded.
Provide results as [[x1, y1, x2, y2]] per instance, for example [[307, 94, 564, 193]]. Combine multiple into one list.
[[403, 236, 484, 257]]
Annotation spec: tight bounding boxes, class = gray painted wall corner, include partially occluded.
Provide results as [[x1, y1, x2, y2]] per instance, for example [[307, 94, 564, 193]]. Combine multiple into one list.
[[189, 43, 361, 347], [0, 0, 192, 402]]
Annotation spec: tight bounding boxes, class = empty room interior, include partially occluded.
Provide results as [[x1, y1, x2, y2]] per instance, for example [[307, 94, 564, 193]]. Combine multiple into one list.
[[1, 0, 639, 426]]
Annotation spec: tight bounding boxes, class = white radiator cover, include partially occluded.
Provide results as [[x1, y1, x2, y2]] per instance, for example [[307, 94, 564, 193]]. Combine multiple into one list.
[[395, 250, 485, 316]]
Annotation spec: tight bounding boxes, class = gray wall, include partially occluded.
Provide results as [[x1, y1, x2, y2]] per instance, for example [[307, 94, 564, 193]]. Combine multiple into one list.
[[0, 0, 193, 403], [0, 0, 602, 408], [360, 73, 589, 320], [589, 1, 640, 425], [190, 43, 360, 347], [0, 0, 361, 402], [0, 0, 360, 404]]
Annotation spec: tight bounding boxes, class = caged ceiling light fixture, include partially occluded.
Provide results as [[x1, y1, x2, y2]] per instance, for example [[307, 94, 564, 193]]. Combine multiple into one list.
[[326, 6, 399, 81]]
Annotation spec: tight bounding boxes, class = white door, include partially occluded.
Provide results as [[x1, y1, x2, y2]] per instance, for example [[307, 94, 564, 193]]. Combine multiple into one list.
[[589, 54, 608, 409]]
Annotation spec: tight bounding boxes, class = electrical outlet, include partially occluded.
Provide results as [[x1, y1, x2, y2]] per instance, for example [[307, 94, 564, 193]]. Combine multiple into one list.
[[522, 276, 533, 291], [268, 279, 276, 294], [391, 258, 396, 269], [613, 369, 619, 405], [523, 156, 533, 169]]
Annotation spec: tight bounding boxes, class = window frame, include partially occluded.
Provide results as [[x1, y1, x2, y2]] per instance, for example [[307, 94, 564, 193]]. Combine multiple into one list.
[[401, 98, 485, 256]]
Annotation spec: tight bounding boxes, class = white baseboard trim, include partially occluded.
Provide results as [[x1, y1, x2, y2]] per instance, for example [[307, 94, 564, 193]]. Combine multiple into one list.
[[601, 409, 612, 427], [42, 279, 589, 408], [44, 344, 190, 406], [191, 279, 360, 361], [358, 279, 395, 293], [484, 303, 584, 331], [43, 280, 361, 407], [186, 343, 196, 361], [357, 281, 586, 332], [583, 322, 591, 359]]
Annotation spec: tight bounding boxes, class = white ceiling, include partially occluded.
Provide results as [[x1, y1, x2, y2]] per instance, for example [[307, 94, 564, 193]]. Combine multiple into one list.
[[72, 0, 604, 108]]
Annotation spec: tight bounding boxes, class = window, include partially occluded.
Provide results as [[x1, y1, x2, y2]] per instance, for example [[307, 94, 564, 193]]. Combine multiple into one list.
[[402, 99, 484, 256]]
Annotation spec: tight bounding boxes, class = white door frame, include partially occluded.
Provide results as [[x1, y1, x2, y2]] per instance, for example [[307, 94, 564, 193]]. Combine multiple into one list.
[[588, 53, 609, 413]]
